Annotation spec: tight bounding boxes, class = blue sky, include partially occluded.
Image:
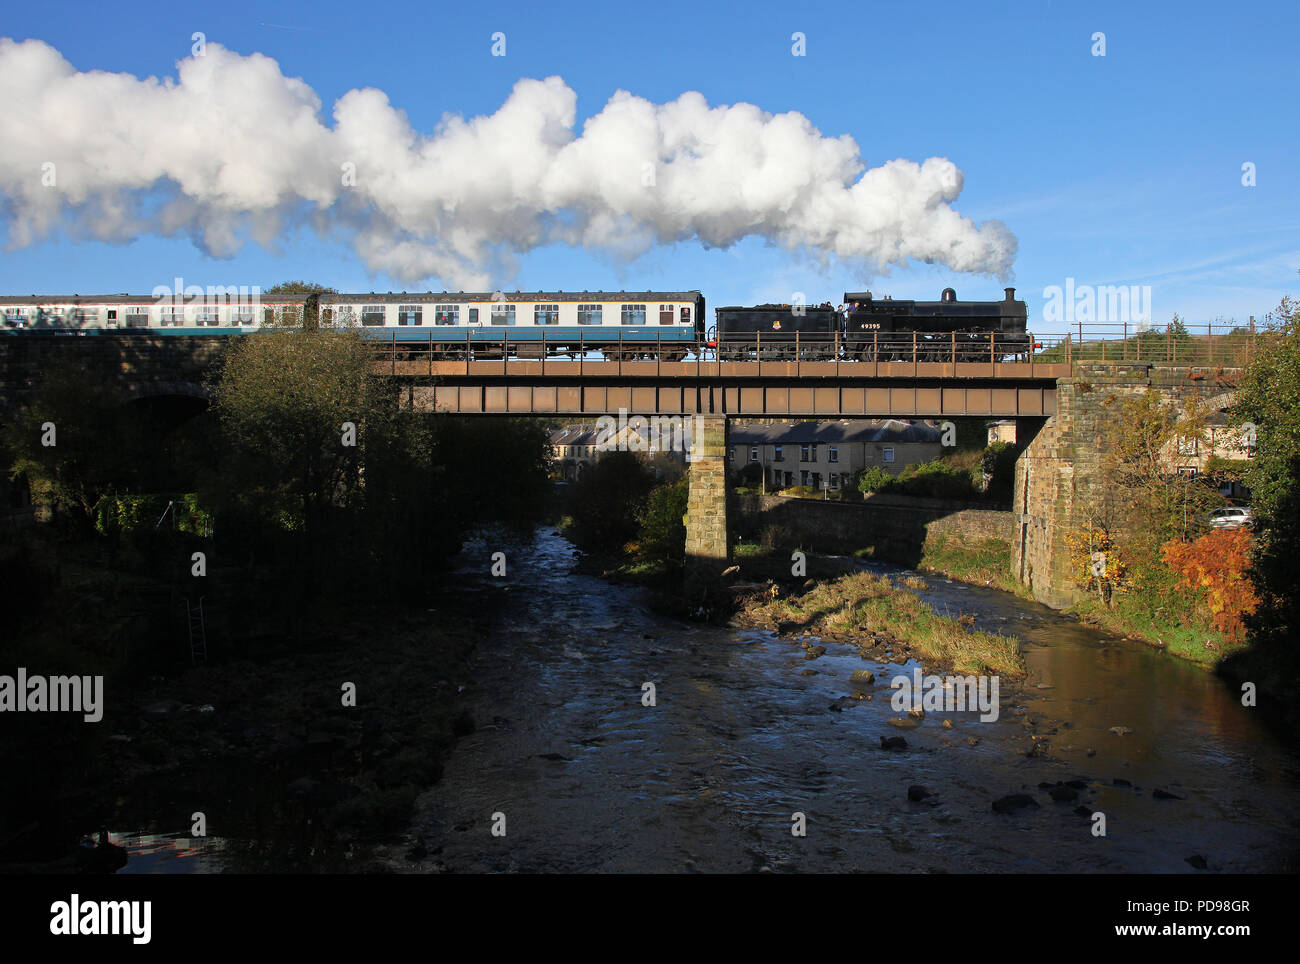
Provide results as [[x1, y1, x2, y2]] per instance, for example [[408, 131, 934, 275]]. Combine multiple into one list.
[[1, 0, 1296, 332]]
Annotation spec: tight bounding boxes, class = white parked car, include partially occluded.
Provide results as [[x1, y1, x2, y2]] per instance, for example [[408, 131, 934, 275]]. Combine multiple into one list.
[[1209, 506, 1253, 529]]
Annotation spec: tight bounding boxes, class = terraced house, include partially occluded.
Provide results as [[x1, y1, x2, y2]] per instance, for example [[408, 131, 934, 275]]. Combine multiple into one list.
[[728, 419, 942, 492]]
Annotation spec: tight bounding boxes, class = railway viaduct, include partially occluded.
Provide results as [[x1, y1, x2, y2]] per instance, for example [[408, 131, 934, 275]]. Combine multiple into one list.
[[0, 333, 1246, 607]]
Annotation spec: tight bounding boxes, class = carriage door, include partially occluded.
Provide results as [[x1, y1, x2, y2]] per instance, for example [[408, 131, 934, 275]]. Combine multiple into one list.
[[659, 304, 674, 325]]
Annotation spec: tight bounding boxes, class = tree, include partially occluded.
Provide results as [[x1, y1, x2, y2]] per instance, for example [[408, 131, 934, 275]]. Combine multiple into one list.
[[1230, 292, 1300, 657], [1096, 388, 1217, 544], [6, 360, 148, 533], [207, 325, 393, 582], [635, 475, 690, 568], [263, 281, 338, 296], [564, 452, 657, 553]]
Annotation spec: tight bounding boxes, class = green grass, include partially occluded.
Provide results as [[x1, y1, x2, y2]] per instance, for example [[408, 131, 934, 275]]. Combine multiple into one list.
[[737, 569, 1025, 677], [1067, 593, 1247, 668], [917, 535, 1032, 598]]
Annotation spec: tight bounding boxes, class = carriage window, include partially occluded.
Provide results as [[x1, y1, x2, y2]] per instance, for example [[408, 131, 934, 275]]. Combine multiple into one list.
[[196, 308, 220, 326], [160, 307, 183, 327], [468, 308, 479, 324], [680, 306, 691, 324], [361, 305, 386, 327], [620, 304, 647, 325], [490, 304, 516, 326], [232, 304, 256, 325], [535, 304, 560, 325], [107, 310, 117, 322], [659, 304, 675, 325], [398, 304, 423, 326], [577, 304, 602, 325], [125, 312, 149, 328], [435, 305, 460, 325]]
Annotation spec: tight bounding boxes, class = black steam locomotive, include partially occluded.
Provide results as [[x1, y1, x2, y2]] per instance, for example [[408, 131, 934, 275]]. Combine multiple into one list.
[[713, 287, 1029, 362]]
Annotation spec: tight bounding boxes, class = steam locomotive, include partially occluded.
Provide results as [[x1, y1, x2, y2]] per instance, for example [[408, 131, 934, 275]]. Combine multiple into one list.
[[712, 287, 1029, 362], [1, 286, 1029, 362]]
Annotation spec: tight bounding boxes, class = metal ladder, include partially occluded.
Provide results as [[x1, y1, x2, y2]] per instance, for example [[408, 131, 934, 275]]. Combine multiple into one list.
[[185, 597, 207, 664]]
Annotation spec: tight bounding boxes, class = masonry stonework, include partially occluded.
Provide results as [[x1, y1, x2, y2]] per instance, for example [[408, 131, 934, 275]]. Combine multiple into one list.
[[1012, 363, 1240, 609], [684, 416, 731, 581]]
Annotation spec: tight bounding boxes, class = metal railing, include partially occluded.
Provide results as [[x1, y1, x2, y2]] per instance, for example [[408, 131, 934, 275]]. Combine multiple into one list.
[[1032, 322, 1260, 367]]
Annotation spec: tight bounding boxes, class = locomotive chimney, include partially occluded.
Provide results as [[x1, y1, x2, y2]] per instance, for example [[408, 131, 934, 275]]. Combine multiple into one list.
[[1004, 287, 1016, 301]]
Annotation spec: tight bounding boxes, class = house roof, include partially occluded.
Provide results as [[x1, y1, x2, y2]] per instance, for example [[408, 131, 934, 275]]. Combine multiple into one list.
[[729, 419, 940, 444]]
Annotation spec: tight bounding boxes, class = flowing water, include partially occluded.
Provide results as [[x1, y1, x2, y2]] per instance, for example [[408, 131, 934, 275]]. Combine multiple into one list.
[[102, 525, 1300, 873], [399, 527, 1300, 873]]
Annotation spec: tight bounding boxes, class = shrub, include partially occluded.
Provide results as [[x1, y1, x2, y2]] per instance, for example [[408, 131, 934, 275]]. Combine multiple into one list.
[[635, 475, 690, 568], [857, 467, 896, 494], [1162, 528, 1259, 641], [893, 461, 980, 501], [565, 451, 658, 553]]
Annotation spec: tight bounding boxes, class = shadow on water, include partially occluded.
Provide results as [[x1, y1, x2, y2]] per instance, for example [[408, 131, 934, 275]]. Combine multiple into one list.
[[93, 526, 1300, 873], [399, 528, 1300, 873]]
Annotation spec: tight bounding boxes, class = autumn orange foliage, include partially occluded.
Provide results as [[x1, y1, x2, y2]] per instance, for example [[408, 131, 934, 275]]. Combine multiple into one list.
[[1161, 528, 1259, 641]]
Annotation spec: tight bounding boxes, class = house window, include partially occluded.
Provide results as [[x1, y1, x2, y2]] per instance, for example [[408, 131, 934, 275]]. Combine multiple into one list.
[[830, 474, 841, 490], [800, 444, 810, 462], [750, 447, 759, 462], [435, 305, 460, 325], [361, 305, 386, 327], [577, 304, 603, 325], [659, 304, 675, 325], [774, 445, 784, 462], [621, 304, 647, 325], [490, 304, 516, 326], [535, 304, 560, 325], [1177, 436, 1199, 456], [1178, 466, 1198, 477], [829, 446, 839, 463], [882, 447, 895, 463], [398, 305, 423, 326]]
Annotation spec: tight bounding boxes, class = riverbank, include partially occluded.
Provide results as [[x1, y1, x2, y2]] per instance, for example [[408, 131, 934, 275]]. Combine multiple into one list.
[[0, 596, 487, 872]]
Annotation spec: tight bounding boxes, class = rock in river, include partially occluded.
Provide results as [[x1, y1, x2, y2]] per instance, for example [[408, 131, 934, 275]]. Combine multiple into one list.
[[992, 793, 1041, 814]]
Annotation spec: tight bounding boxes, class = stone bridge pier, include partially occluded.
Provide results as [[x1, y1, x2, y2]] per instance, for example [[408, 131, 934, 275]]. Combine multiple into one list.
[[1012, 363, 1240, 608], [684, 415, 731, 588]]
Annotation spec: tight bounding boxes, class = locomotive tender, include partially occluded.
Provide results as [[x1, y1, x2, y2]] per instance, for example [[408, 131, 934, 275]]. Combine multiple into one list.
[[0, 286, 1028, 362]]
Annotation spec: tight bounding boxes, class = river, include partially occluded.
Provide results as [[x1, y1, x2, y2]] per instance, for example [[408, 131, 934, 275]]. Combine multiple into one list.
[[103, 524, 1300, 873], [389, 526, 1300, 873]]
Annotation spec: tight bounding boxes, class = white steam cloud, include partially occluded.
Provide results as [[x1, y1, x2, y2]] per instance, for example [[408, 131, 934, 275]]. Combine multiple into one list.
[[0, 38, 1017, 289]]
